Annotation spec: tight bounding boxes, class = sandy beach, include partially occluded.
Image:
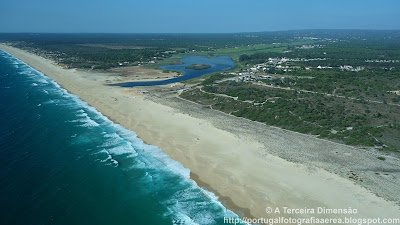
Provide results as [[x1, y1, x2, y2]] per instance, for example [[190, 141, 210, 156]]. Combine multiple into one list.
[[1, 44, 400, 222]]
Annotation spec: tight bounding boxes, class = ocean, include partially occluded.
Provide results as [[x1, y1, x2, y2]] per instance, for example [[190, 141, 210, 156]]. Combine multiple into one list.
[[0, 50, 243, 225]]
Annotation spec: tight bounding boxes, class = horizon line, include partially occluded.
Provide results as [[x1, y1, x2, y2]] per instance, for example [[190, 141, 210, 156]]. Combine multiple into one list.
[[1, 28, 400, 35]]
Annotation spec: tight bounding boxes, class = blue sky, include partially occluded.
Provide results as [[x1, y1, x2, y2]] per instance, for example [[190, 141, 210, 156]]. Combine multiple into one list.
[[0, 0, 399, 33]]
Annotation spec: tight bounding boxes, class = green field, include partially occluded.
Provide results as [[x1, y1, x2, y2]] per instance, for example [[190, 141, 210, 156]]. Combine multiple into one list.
[[151, 40, 315, 71], [197, 41, 315, 60]]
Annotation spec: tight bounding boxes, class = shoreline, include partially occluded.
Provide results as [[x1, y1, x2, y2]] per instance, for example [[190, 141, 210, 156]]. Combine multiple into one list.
[[1, 44, 400, 221]]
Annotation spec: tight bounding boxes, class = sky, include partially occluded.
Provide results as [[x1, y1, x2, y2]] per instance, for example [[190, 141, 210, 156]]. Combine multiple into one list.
[[0, 0, 399, 33]]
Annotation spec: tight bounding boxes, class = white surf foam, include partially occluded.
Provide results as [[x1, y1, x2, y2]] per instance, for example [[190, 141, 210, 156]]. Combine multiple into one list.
[[0, 50, 244, 224], [79, 119, 100, 127], [106, 143, 138, 157]]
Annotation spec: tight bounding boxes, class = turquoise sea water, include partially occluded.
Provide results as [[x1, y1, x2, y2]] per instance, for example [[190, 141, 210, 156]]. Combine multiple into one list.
[[110, 55, 234, 87], [0, 50, 243, 225]]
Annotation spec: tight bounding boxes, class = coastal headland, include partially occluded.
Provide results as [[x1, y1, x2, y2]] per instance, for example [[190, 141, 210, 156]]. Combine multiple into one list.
[[1, 44, 400, 221]]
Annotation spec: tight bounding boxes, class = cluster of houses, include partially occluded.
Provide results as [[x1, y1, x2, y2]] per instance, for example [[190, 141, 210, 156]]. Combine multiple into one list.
[[222, 72, 273, 83], [234, 75, 273, 82], [305, 65, 365, 71], [118, 57, 159, 66], [294, 44, 324, 49], [365, 59, 400, 63], [305, 66, 332, 70], [117, 61, 130, 66], [248, 58, 295, 72], [246, 57, 365, 73], [118, 60, 154, 66], [339, 65, 365, 71], [161, 50, 177, 54], [248, 57, 326, 72]]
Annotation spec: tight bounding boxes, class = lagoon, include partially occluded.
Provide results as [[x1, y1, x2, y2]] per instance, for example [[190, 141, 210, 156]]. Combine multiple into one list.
[[110, 55, 234, 87]]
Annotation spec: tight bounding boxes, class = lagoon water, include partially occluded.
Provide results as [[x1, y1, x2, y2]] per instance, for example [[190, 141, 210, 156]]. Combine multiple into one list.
[[110, 55, 235, 87], [0, 51, 243, 225]]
